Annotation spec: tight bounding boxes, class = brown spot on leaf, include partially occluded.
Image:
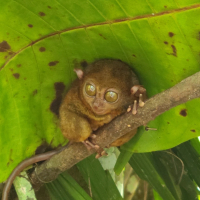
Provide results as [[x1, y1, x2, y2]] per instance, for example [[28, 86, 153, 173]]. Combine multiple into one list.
[[180, 109, 187, 117], [49, 61, 59, 66], [24, 77, 27, 80], [132, 54, 136, 57], [47, 6, 52, 9], [0, 41, 11, 52], [33, 90, 38, 96], [50, 82, 65, 116], [164, 41, 168, 45], [39, 47, 46, 52], [171, 45, 177, 57], [4, 55, 8, 59], [164, 5, 167, 8], [99, 34, 107, 40], [39, 12, 46, 16], [167, 122, 170, 124], [168, 32, 174, 37], [28, 24, 33, 28], [13, 73, 20, 79], [190, 129, 196, 132], [17, 64, 21, 68], [80, 60, 88, 68], [9, 68, 13, 72]]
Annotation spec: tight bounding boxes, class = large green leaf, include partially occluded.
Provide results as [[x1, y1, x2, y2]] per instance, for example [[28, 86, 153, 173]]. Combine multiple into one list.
[[1, 0, 200, 183]]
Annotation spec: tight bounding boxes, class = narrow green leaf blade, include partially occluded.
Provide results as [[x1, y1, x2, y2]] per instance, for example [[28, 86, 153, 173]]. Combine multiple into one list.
[[77, 155, 123, 200], [129, 153, 177, 200], [46, 172, 92, 200]]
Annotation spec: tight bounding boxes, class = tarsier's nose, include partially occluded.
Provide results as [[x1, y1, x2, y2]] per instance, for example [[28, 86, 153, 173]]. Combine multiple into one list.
[[93, 99, 104, 108]]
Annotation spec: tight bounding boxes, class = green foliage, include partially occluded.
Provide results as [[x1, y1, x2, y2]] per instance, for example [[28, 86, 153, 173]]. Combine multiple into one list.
[[129, 142, 200, 200], [47, 155, 123, 200]]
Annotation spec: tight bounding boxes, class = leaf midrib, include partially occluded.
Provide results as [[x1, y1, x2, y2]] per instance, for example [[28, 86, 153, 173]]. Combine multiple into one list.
[[1, 3, 200, 70]]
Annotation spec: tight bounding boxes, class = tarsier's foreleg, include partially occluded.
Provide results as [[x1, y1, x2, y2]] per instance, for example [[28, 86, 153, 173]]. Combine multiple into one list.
[[60, 110, 105, 156]]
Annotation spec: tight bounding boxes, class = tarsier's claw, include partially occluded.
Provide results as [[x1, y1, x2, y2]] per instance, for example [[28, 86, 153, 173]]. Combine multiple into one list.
[[139, 94, 145, 107], [132, 100, 137, 115]]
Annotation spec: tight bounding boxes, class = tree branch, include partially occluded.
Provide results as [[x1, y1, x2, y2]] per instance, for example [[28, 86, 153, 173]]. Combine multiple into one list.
[[30, 71, 200, 189]]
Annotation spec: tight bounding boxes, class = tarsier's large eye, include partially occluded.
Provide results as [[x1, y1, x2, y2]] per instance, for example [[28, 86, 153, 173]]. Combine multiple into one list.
[[105, 91, 118, 102], [85, 84, 96, 96]]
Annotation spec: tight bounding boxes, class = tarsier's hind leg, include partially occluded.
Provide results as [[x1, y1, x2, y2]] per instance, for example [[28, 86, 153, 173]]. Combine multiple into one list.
[[60, 111, 92, 142], [60, 110, 106, 156]]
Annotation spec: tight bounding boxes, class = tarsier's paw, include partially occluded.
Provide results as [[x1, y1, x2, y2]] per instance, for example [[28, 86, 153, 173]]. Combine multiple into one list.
[[82, 136, 108, 159], [128, 85, 146, 115]]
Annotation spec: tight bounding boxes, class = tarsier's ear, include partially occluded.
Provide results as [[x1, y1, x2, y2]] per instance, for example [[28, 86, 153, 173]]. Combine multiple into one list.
[[131, 85, 140, 95], [74, 69, 84, 79]]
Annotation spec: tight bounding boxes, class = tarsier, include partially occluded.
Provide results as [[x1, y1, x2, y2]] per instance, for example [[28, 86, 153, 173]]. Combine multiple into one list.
[[2, 59, 146, 200], [60, 59, 146, 155]]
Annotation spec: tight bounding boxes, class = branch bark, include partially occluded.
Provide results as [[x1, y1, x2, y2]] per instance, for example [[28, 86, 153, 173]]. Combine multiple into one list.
[[30, 71, 200, 189]]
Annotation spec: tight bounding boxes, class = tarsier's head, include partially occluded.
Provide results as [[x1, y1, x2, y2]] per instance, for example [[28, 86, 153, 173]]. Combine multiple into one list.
[[75, 59, 140, 116]]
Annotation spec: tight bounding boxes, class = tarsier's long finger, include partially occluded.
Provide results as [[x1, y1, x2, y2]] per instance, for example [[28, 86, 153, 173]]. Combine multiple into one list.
[[95, 150, 108, 159], [95, 153, 101, 159], [82, 141, 92, 150], [139, 94, 145, 107], [86, 140, 100, 149], [82, 140, 100, 150], [132, 100, 137, 115]]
